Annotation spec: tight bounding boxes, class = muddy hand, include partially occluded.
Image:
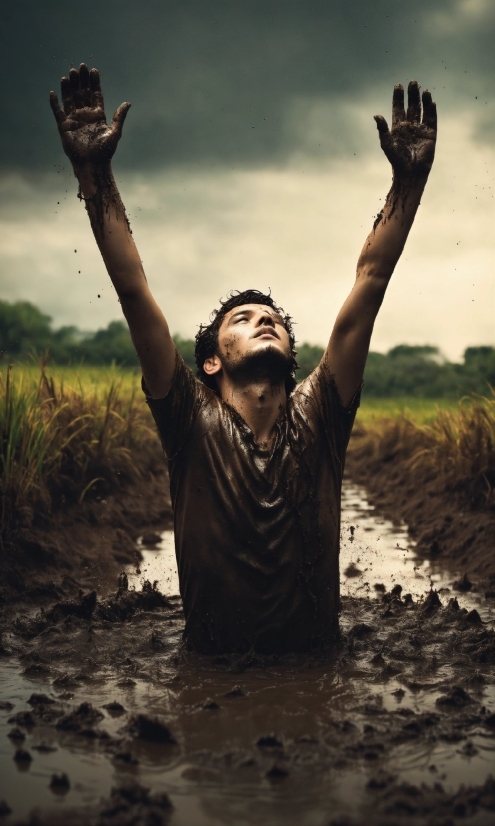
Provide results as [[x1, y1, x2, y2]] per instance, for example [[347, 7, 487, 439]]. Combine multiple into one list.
[[49, 64, 130, 169], [374, 81, 437, 178]]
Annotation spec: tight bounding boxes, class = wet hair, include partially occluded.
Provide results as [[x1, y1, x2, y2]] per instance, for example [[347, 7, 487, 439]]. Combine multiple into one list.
[[194, 289, 298, 395]]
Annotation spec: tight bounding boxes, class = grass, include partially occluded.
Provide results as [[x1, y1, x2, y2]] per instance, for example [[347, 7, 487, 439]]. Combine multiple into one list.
[[2, 362, 493, 541], [356, 396, 461, 425], [0, 362, 158, 539], [351, 391, 495, 509]]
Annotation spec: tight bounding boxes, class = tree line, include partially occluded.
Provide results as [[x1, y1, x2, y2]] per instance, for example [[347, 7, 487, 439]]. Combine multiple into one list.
[[1, 299, 494, 398]]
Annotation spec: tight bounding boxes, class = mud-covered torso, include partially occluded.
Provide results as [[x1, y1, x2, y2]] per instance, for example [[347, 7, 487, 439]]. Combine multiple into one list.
[[145, 354, 359, 653]]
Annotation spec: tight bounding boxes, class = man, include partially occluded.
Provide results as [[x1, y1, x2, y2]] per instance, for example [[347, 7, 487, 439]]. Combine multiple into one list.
[[50, 67, 436, 654]]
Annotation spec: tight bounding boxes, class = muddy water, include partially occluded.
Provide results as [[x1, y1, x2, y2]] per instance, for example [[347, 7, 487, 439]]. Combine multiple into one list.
[[1, 481, 494, 825], [129, 482, 493, 621]]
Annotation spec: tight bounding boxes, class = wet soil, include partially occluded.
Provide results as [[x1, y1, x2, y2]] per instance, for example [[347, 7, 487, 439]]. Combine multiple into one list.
[[346, 427, 495, 590], [0, 468, 173, 609], [0, 449, 494, 824]]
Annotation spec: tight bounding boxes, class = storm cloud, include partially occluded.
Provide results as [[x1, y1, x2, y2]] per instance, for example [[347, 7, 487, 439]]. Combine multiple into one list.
[[0, 0, 493, 358], [1, 0, 494, 172]]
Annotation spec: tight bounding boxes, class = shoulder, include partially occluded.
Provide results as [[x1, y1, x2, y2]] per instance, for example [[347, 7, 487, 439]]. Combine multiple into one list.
[[291, 358, 361, 417]]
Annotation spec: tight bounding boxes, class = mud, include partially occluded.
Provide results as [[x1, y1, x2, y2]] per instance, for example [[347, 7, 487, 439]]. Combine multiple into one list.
[[346, 428, 495, 587], [1, 457, 494, 824], [0, 467, 172, 608], [1, 572, 494, 825]]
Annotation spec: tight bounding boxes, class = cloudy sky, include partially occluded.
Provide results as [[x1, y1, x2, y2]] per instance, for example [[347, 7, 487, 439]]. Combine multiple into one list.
[[0, 0, 493, 359]]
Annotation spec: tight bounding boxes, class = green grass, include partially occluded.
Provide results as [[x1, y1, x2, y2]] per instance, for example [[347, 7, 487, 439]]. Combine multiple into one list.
[[356, 396, 461, 425], [9, 362, 143, 399]]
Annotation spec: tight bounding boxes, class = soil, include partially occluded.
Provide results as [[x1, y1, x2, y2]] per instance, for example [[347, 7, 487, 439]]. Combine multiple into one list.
[[0, 438, 494, 825], [0, 467, 173, 609], [346, 427, 495, 592]]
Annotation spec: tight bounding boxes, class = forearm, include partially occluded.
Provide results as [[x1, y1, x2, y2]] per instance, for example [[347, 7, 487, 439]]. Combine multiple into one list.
[[75, 162, 147, 298], [357, 172, 428, 283]]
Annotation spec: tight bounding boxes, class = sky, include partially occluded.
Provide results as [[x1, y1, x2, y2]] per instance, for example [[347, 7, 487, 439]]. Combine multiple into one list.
[[0, 0, 493, 360]]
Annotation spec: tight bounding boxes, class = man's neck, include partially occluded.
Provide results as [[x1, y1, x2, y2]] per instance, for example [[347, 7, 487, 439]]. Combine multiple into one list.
[[220, 378, 287, 446]]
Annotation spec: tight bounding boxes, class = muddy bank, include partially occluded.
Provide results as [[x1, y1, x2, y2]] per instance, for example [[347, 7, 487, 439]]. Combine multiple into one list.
[[1, 465, 172, 610], [0, 579, 494, 825], [346, 426, 495, 589]]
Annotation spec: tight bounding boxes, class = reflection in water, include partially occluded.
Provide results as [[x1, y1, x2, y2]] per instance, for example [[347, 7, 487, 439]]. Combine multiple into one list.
[[0, 481, 493, 825]]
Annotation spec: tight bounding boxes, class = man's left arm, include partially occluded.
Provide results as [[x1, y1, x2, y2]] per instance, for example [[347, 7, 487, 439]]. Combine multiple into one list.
[[326, 81, 437, 406]]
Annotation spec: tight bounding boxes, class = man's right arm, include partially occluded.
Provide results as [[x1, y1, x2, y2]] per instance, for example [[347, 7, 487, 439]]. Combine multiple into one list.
[[50, 64, 175, 398]]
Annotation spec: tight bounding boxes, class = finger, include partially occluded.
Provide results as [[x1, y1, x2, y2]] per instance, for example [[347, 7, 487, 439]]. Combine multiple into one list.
[[79, 63, 91, 107], [407, 80, 421, 123], [69, 67, 83, 109], [422, 89, 437, 132], [374, 114, 389, 137], [49, 91, 66, 125], [392, 84, 405, 127], [111, 102, 131, 138], [89, 68, 104, 109], [61, 76, 74, 115]]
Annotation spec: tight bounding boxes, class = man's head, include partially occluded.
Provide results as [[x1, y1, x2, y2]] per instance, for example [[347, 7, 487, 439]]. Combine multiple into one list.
[[195, 290, 298, 395]]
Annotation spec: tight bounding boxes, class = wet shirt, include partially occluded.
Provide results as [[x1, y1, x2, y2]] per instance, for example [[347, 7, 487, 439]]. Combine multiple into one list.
[[144, 353, 360, 654]]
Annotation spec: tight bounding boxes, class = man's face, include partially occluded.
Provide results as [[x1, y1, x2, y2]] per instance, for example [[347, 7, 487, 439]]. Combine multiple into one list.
[[214, 304, 293, 383]]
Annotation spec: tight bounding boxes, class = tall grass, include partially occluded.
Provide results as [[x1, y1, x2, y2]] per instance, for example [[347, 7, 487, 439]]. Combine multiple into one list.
[[350, 391, 495, 509], [0, 362, 159, 539], [2, 362, 494, 543]]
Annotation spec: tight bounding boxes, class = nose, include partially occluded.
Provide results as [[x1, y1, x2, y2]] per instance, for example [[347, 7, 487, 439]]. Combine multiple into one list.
[[257, 311, 275, 327]]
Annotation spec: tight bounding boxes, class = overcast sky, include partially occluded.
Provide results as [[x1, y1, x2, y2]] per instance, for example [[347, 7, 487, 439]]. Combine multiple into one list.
[[0, 0, 493, 359]]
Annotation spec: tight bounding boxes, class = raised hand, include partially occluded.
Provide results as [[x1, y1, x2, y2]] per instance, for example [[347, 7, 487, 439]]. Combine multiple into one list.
[[374, 81, 437, 179], [49, 64, 130, 169]]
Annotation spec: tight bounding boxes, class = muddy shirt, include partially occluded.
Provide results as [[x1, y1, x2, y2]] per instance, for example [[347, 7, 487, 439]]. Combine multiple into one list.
[[144, 352, 360, 654]]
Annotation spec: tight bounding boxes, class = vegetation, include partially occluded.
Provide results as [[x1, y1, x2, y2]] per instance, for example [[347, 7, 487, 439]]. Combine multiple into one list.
[[0, 362, 158, 540], [350, 391, 495, 510], [2, 354, 494, 545], [1, 299, 494, 397], [1, 301, 494, 538]]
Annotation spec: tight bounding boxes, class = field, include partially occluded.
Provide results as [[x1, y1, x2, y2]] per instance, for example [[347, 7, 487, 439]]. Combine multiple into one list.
[[2, 361, 493, 541], [355, 395, 460, 424], [2, 363, 495, 825]]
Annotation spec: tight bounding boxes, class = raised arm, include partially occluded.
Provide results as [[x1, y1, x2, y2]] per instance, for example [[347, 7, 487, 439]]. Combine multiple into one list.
[[50, 64, 175, 398], [326, 81, 437, 405]]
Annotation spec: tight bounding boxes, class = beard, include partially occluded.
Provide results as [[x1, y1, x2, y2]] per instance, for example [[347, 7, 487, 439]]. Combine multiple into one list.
[[222, 343, 294, 388]]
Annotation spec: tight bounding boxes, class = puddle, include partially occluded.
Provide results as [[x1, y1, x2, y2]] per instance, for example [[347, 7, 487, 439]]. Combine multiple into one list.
[[129, 481, 494, 623], [0, 481, 494, 825]]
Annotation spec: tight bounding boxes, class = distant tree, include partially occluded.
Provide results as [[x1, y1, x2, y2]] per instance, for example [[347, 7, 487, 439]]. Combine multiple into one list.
[[173, 335, 196, 372], [386, 344, 440, 360], [0, 299, 494, 397], [363, 346, 458, 398], [0, 300, 52, 356], [79, 321, 139, 365], [295, 342, 325, 380], [461, 346, 495, 393]]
